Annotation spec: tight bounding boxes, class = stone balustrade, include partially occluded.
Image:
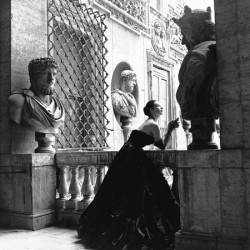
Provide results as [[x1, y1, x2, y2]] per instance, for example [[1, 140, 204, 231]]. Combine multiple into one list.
[[55, 150, 177, 227], [55, 149, 250, 248], [57, 164, 108, 210]]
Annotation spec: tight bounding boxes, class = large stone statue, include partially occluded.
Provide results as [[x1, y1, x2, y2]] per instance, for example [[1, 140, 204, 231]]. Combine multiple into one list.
[[173, 6, 219, 149], [9, 57, 65, 152], [112, 70, 137, 140]]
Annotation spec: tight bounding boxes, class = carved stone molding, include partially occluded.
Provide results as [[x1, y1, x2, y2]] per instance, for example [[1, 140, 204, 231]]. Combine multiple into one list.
[[94, 0, 149, 33], [169, 46, 185, 62], [168, 5, 186, 53], [106, 0, 146, 23], [146, 49, 173, 71]]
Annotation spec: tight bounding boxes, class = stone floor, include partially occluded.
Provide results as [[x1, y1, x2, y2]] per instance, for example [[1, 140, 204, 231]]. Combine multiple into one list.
[[0, 226, 176, 250], [0, 227, 89, 250]]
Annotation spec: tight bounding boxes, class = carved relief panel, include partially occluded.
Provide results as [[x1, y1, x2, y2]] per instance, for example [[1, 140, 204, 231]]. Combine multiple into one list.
[[151, 19, 168, 57], [94, 0, 149, 33]]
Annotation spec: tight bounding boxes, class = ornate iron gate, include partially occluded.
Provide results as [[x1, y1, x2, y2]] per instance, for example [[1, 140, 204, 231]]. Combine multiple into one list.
[[47, 0, 109, 149]]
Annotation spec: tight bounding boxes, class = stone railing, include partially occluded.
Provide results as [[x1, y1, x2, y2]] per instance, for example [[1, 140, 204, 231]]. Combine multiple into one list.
[[55, 150, 177, 227], [56, 151, 116, 207]]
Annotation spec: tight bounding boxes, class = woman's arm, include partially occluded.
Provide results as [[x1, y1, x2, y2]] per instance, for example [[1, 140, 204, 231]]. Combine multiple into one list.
[[154, 118, 179, 150], [154, 129, 172, 150]]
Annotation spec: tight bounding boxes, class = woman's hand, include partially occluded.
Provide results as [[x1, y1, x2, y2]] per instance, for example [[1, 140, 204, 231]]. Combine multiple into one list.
[[163, 118, 179, 147], [167, 117, 180, 132]]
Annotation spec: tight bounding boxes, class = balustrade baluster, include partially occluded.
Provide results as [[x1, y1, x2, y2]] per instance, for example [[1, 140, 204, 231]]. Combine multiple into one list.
[[69, 165, 81, 200], [66, 165, 81, 210], [79, 166, 94, 210], [58, 165, 69, 200], [94, 166, 105, 194], [57, 165, 69, 210]]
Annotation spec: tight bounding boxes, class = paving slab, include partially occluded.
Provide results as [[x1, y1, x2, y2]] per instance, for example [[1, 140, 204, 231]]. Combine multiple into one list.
[[0, 227, 89, 250]]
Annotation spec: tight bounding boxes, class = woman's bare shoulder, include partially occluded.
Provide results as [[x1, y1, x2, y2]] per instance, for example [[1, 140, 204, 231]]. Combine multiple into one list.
[[138, 119, 156, 129], [146, 120, 159, 129], [138, 119, 160, 140]]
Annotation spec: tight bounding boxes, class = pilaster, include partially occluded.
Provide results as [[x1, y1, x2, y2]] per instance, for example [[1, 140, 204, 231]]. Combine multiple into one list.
[[0, 0, 47, 154]]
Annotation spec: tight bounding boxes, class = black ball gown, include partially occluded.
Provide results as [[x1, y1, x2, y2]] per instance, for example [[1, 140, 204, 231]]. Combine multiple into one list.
[[77, 130, 180, 250]]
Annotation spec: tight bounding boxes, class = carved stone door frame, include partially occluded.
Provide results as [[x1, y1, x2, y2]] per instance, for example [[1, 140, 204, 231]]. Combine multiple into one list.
[[146, 50, 177, 149]]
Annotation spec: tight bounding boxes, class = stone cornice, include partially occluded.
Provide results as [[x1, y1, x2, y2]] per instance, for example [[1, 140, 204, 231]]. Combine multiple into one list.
[[147, 49, 173, 69]]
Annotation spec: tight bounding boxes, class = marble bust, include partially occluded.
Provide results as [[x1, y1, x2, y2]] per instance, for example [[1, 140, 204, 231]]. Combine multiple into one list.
[[173, 6, 219, 149], [111, 70, 137, 118], [9, 57, 65, 134], [173, 6, 218, 120]]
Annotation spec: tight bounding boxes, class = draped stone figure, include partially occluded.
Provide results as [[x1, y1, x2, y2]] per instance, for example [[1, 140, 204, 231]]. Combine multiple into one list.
[[112, 70, 137, 141], [112, 70, 137, 118], [173, 6, 219, 149], [9, 57, 65, 152]]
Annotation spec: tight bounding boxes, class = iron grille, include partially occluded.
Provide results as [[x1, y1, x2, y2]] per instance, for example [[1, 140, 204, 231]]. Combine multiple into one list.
[[47, 0, 109, 149]]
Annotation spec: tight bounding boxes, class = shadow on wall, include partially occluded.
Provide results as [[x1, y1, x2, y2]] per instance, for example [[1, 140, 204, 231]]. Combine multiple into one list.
[[111, 61, 139, 127]]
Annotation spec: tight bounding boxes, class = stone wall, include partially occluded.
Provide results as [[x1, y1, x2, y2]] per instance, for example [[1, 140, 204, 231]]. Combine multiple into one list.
[[93, 0, 186, 150]]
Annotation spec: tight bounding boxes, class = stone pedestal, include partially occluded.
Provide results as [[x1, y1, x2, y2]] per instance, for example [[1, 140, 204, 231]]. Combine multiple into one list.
[[175, 150, 249, 250], [0, 154, 56, 230], [120, 116, 132, 142], [35, 132, 56, 153], [188, 118, 218, 150]]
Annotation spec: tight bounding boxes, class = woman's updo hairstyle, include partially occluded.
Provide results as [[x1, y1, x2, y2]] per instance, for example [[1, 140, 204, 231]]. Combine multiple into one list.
[[143, 100, 156, 117]]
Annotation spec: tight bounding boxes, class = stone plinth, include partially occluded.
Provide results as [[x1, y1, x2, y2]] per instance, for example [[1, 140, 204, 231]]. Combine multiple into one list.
[[0, 154, 56, 230], [176, 150, 250, 250]]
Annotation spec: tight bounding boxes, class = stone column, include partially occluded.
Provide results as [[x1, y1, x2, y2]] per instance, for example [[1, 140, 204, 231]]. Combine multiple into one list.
[[175, 1, 250, 249], [216, 0, 250, 150], [215, 0, 250, 249], [0, 0, 47, 154]]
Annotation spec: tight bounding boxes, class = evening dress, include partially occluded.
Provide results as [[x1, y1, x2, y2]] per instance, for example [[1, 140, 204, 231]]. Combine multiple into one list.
[[77, 130, 180, 250]]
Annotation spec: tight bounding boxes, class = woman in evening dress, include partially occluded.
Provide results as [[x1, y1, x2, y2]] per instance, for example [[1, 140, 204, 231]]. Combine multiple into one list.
[[77, 100, 180, 250]]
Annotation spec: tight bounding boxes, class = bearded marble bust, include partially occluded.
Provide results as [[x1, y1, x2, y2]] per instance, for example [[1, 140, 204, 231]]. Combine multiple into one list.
[[9, 57, 65, 134], [111, 70, 137, 118], [173, 6, 218, 120]]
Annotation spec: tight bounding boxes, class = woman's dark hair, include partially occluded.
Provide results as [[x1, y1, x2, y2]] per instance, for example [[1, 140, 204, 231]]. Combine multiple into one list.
[[143, 100, 156, 117]]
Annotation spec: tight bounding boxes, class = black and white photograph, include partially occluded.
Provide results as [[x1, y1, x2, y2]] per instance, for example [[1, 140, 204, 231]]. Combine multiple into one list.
[[0, 0, 249, 249]]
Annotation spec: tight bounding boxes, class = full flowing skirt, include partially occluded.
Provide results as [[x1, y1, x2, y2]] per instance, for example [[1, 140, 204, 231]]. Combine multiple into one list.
[[77, 143, 180, 250]]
